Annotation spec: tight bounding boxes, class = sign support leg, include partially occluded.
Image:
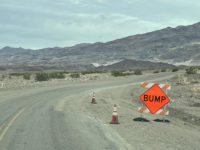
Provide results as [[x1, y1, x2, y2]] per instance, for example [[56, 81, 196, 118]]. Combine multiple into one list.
[[141, 103, 144, 118], [163, 85, 168, 122]]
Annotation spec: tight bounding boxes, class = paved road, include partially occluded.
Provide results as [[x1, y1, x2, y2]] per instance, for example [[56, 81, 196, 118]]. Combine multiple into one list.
[[0, 73, 175, 150]]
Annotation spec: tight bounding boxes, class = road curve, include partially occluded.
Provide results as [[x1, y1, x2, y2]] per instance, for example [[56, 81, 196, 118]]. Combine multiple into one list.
[[0, 73, 175, 150]]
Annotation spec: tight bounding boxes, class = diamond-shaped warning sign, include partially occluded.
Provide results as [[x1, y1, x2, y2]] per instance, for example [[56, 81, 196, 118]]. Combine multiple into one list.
[[140, 83, 170, 114]]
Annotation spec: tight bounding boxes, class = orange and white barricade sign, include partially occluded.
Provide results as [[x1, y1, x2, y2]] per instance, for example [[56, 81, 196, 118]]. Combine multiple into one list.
[[138, 107, 169, 115], [141, 82, 171, 90], [139, 82, 170, 115]]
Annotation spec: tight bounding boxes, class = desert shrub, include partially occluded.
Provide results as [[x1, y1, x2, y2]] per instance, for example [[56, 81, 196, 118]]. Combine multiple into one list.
[[1, 75, 5, 79], [161, 69, 166, 72], [81, 70, 103, 75], [35, 72, 49, 81], [0, 75, 5, 81], [123, 72, 134, 76], [82, 71, 94, 75], [9, 73, 24, 76], [153, 70, 159, 74], [9, 72, 32, 80], [70, 73, 80, 78], [48, 72, 56, 79], [23, 73, 31, 80], [186, 67, 197, 74], [172, 68, 179, 72], [134, 70, 142, 75], [111, 70, 124, 77], [63, 71, 69, 74], [49, 72, 65, 79], [111, 70, 137, 77], [56, 72, 65, 79]]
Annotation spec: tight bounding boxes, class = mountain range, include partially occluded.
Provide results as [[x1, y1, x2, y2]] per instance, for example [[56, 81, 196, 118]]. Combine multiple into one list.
[[0, 22, 200, 71]]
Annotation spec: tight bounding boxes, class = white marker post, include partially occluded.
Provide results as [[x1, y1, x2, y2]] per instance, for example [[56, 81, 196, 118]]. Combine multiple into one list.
[[178, 73, 181, 84], [1, 82, 4, 88]]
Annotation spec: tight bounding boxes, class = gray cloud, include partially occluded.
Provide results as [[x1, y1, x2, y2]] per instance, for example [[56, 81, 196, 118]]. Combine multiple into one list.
[[0, 0, 199, 49]]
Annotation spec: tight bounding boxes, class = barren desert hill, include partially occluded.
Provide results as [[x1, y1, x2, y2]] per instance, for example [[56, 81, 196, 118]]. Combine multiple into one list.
[[96, 59, 174, 70], [0, 22, 200, 70]]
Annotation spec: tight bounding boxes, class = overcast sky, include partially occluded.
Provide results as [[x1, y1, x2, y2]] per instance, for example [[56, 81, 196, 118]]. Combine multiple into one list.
[[0, 0, 200, 49]]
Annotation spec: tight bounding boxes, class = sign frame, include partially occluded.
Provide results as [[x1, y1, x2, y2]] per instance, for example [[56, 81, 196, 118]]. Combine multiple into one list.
[[140, 83, 170, 114]]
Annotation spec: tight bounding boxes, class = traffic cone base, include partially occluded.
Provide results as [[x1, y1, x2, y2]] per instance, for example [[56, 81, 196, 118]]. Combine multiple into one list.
[[91, 96, 96, 104], [110, 115, 119, 124]]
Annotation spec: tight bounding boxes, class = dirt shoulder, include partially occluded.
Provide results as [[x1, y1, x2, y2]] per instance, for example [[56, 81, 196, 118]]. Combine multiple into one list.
[[1, 70, 200, 149], [59, 74, 200, 150]]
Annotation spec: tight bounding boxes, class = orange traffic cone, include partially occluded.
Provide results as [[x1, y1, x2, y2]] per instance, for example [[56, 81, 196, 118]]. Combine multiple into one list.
[[91, 92, 96, 104], [110, 104, 119, 124]]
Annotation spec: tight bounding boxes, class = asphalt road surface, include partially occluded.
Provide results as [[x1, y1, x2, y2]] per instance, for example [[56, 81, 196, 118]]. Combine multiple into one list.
[[0, 73, 175, 150]]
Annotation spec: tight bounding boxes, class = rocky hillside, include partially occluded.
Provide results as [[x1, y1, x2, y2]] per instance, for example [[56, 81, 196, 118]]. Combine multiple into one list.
[[0, 22, 200, 70], [96, 59, 174, 70]]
